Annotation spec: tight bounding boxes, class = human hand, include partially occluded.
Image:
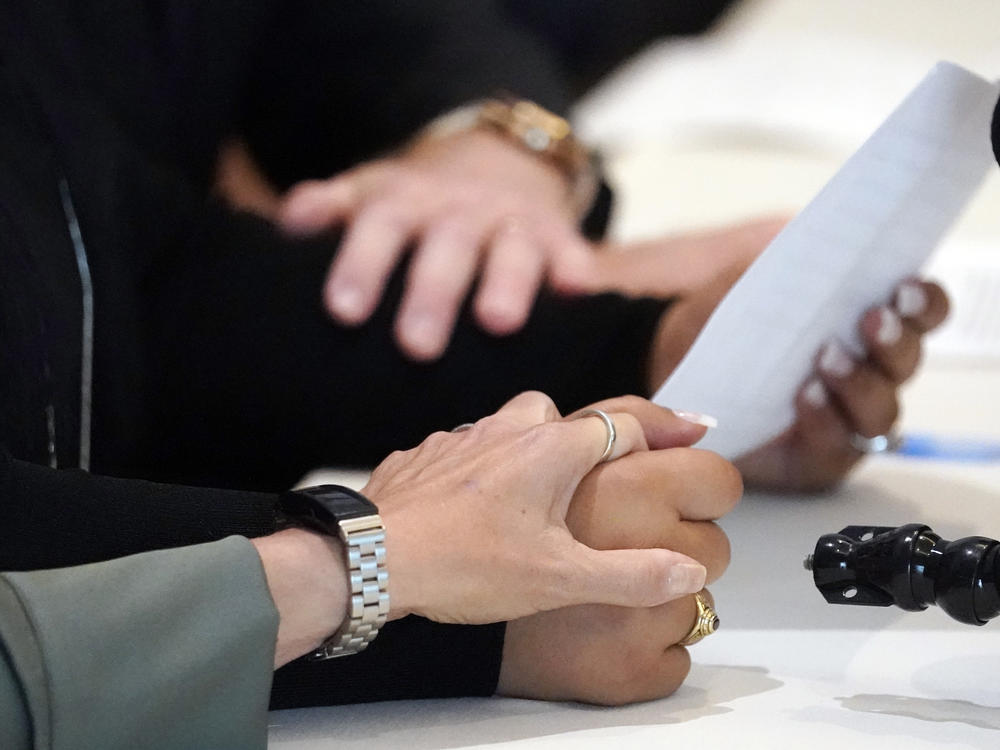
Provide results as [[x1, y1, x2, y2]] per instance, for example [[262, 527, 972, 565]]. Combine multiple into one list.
[[497, 395, 741, 705], [646, 272, 950, 492], [254, 393, 714, 667], [363, 392, 713, 626], [735, 279, 950, 492], [279, 130, 594, 360]]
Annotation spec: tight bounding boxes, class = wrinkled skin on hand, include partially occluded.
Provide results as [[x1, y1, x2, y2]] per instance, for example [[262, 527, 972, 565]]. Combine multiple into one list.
[[363, 392, 719, 626]]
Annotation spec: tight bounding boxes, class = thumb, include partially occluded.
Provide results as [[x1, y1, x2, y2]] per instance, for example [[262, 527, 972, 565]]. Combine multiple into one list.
[[558, 544, 707, 609], [547, 233, 600, 295], [567, 397, 715, 450]]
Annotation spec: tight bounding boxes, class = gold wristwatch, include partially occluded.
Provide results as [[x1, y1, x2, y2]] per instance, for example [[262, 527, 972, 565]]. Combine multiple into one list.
[[418, 98, 599, 214]]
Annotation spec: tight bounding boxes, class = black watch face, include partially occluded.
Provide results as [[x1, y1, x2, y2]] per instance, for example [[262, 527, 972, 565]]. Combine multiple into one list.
[[310, 486, 378, 520]]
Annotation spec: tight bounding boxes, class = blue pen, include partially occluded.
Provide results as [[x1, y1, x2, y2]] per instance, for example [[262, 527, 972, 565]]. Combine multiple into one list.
[[895, 433, 1000, 462]]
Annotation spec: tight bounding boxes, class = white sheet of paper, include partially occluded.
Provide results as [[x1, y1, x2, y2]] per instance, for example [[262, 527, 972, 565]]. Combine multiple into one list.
[[653, 62, 1000, 459]]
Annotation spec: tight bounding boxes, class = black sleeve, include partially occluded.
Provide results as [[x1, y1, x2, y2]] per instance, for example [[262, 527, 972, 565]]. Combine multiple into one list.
[[141, 203, 668, 493], [239, 0, 574, 187], [0, 447, 507, 706], [138, 203, 666, 708]]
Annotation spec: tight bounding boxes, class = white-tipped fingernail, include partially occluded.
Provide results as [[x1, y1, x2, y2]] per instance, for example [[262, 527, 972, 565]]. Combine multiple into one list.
[[876, 306, 903, 346], [668, 563, 707, 596], [894, 281, 927, 318], [802, 378, 828, 408], [673, 410, 719, 429], [819, 340, 855, 378]]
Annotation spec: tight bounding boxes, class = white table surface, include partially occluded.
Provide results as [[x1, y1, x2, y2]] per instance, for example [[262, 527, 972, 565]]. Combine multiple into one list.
[[271, 447, 1000, 749], [272, 1, 1000, 745]]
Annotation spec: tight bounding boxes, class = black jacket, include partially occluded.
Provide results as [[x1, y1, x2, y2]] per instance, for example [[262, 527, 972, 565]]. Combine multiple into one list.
[[0, 0, 667, 707]]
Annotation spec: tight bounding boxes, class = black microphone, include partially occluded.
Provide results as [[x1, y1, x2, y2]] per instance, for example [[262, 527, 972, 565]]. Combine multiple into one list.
[[993, 93, 999, 166], [805, 524, 1000, 625]]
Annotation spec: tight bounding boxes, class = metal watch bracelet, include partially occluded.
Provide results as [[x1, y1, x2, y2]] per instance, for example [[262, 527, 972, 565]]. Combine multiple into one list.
[[312, 512, 389, 659]]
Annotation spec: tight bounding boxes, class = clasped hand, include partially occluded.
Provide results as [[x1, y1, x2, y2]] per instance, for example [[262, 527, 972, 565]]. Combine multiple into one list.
[[368, 391, 739, 624], [256, 392, 740, 705]]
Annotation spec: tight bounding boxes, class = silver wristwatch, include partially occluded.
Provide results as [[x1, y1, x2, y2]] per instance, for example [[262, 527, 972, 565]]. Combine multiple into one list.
[[277, 485, 389, 659]]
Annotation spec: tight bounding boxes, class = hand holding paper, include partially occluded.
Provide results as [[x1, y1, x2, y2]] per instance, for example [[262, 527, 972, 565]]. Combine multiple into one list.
[[652, 62, 999, 463]]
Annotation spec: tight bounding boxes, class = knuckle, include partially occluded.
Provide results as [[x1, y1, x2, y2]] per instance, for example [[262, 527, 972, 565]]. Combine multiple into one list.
[[522, 390, 557, 414], [718, 459, 745, 510], [706, 524, 733, 578], [430, 217, 482, 250], [658, 647, 693, 697], [592, 637, 683, 706], [688, 449, 744, 511]]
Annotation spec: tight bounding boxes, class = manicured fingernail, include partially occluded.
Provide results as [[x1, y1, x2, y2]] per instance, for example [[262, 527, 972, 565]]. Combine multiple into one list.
[[673, 410, 719, 429], [894, 281, 927, 318], [875, 306, 903, 346], [819, 340, 854, 378], [328, 284, 366, 322], [802, 378, 828, 408], [668, 563, 707, 596]]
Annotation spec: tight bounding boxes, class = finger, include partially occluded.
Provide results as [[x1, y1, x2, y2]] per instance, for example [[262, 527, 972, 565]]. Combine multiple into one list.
[[279, 177, 359, 235], [561, 409, 648, 467], [498, 604, 692, 705], [541, 222, 598, 295], [591, 637, 693, 706], [473, 218, 546, 336], [324, 200, 420, 324], [791, 378, 859, 480], [394, 216, 485, 360], [893, 278, 949, 333], [566, 395, 714, 450], [488, 390, 562, 429], [557, 544, 707, 609], [861, 306, 921, 383], [569, 494, 732, 582], [581, 447, 743, 523], [817, 341, 898, 437], [541, 411, 651, 519], [664, 522, 731, 584], [586, 646, 691, 706]]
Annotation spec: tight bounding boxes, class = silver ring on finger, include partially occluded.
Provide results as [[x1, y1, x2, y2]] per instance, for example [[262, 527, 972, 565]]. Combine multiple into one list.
[[849, 429, 902, 454], [574, 408, 617, 463]]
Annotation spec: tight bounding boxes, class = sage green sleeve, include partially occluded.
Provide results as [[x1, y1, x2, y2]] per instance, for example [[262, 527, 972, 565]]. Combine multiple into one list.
[[0, 536, 279, 750]]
